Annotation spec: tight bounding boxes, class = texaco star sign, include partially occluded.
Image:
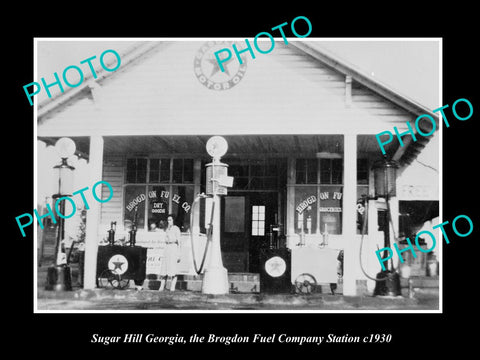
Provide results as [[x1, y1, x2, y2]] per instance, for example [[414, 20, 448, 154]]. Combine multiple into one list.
[[193, 41, 247, 91]]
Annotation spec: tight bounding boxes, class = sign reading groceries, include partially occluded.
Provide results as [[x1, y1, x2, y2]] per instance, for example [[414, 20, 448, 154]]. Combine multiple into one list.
[[296, 191, 343, 214]]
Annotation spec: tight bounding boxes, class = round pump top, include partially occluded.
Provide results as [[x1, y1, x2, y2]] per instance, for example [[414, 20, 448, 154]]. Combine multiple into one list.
[[206, 136, 228, 158], [55, 137, 76, 159]]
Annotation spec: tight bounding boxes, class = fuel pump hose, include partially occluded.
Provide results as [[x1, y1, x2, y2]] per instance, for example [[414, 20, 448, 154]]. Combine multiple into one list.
[[189, 193, 215, 275], [358, 197, 399, 282]]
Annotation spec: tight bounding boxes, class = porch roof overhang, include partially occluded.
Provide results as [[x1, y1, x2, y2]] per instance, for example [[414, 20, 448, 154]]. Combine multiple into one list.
[[38, 133, 399, 162]]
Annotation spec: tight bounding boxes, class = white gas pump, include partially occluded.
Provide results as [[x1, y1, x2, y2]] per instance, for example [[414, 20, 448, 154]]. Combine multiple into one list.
[[190, 136, 233, 295]]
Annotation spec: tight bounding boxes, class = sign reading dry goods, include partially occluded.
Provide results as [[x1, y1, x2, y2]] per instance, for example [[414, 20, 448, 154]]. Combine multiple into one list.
[[194, 41, 247, 91]]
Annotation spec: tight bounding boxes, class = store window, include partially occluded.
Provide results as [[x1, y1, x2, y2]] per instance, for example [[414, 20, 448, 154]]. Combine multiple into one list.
[[149, 158, 170, 183], [126, 158, 147, 183], [124, 185, 146, 230], [171, 185, 194, 232], [124, 158, 195, 232], [294, 158, 343, 235], [146, 185, 169, 231], [295, 186, 318, 234]]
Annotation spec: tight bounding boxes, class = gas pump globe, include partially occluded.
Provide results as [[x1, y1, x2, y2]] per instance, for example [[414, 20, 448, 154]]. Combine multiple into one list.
[[45, 137, 76, 291], [205, 136, 232, 195], [53, 137, 76, 197]]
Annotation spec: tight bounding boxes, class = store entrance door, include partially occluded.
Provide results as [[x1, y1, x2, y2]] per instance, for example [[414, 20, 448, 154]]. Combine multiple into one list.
[[221, 192, 278, 273]]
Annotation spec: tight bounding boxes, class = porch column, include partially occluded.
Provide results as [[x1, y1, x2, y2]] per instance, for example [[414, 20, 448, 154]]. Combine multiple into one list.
[[388, 195, 400, 270], [342, 134, 357, 296], [366, 198, 379, 293], [83, 135, 104, 289], [193, 159, 201, 231], [286, 157, 296, 247]]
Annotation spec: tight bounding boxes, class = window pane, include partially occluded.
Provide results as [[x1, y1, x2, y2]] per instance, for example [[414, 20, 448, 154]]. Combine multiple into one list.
[[230, 164, 248, 177], [124, 185, 146, 230], [252, 225, 258, 236], [160, 158, 170, 182], [296, 159, 306, 184], [147, 185, 169, 231], [250, 163, 263, 177], [319, 185, 343, 235], [172, 159, 183, 183], [258, 221, 265, 236], [264, 177, 277, 189], [294, 187, 318, 234], [126, 158, 137, 183], [250, 177, 263, 190], [306, 159, 318, 184], [320, 159, 331, 184], [332, 159, 343, 184], [171, 185, 194, 232], [137, 158, 147, 183], [126, 158, 147, 183], [266, 163, 277, 175], [234, 177, 249, 190], [149, 158, 160, 183], [357, 158, 369, 185], [183, 159, 194, 183]]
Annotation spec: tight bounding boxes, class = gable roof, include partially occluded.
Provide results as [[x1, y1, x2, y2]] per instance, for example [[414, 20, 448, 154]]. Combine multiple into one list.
[[291, 41, 437, 119], [36, 39, 439, 166], [289, 41, 439, 165], [37, 41, 170, 121]]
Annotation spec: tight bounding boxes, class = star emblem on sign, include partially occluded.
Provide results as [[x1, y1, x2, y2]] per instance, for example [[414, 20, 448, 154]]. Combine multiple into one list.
[[193, 41, 248, 91], [268, 261, 281, 272], [265, 256, 286, 277], [108, 254, 128, 275], [112, 261, 124, 271], [207, 54, 234, 77]]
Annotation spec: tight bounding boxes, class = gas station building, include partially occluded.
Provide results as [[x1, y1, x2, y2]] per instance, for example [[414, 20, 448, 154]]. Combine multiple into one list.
[[36, 40, 440, 296]]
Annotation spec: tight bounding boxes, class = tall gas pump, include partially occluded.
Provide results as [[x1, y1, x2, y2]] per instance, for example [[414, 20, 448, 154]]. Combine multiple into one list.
[[362, 156, 402, 296], [200, 136, 233, 295]]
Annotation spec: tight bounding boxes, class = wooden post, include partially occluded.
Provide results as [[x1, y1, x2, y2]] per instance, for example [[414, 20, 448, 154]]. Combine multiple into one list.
[[366, 198, 379, 293], [286, 157, 296, 248], [193, 159, 201, 231], [342, 134, 357, 296], [389, 195, 399, 270], [83, 135, 104, 289], [366, 162, 379, 293]]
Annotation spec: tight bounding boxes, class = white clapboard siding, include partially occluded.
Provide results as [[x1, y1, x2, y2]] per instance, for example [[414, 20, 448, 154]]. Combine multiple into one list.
[[100, 155, 124, 228]]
